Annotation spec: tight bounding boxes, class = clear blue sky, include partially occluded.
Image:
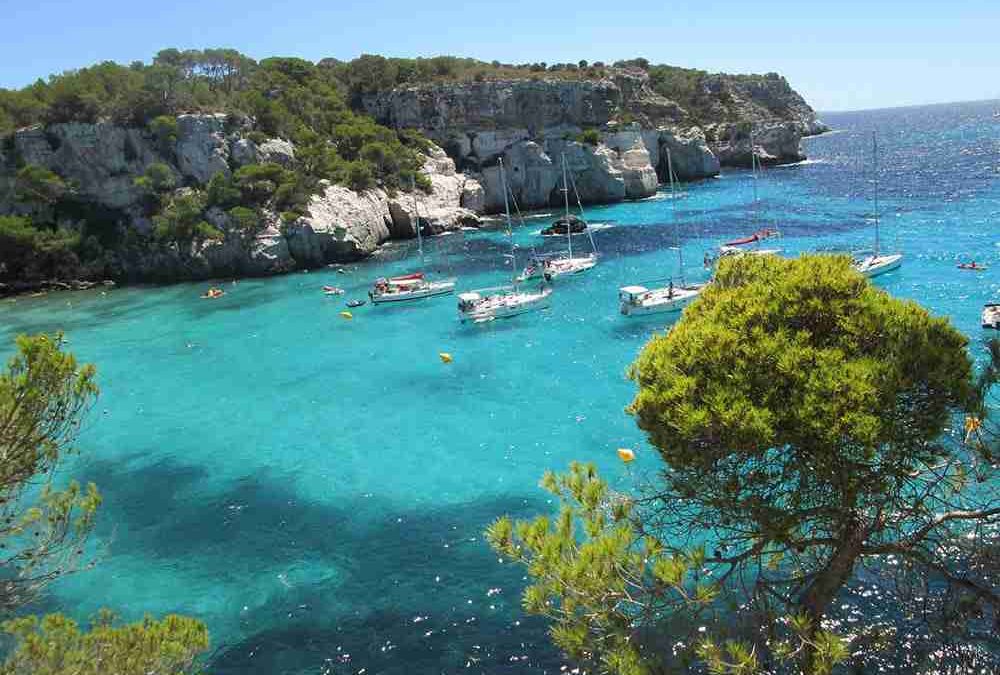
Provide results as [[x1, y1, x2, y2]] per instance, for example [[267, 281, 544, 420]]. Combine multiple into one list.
[[2, 0, 998, 112]]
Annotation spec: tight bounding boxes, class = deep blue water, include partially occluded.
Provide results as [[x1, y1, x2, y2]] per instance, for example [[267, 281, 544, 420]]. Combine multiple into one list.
[[1, 99, 998, 674]]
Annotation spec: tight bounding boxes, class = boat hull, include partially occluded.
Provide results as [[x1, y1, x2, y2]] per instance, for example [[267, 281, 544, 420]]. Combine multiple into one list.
[[517, 256, 597, 282], [458, 292, 552, 323], [619, 286, 703, 317], [983, 305, 1000, 330], [371, 281, 456, 304], [855, 254, 902, 278]]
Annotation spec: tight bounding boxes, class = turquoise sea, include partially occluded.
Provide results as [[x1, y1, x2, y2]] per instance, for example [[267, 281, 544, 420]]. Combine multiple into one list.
[[1, 100, 998, 674]]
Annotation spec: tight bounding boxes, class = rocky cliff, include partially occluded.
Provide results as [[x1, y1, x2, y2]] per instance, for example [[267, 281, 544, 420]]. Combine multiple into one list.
[[362, 68, 827, 211], [0, 115, 479, 288], [1, 60, 827, 289]]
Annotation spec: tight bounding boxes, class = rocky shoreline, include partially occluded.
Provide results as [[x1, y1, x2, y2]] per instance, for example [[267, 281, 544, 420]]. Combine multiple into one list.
[[1, 67, 827, 290]]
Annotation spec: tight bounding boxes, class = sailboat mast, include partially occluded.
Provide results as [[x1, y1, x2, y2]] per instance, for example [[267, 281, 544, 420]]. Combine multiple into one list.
[[872, 131, 880, 257], [411, 175, 424, 269], [567, 168, 598, 256], [499, 158, 517, 287], [667, 148, 683, 283], [561, 152, 572, 259], [750, 129, 759, 231]]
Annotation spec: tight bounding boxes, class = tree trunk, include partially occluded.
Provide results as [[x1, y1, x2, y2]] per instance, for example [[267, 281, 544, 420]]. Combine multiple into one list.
[[798, 520, 867, 627]]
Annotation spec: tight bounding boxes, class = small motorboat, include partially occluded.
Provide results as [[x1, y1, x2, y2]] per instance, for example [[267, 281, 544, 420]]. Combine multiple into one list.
[[201, 287, 225, 299], [983, 303, 1000, 330], [346, 299, 366, 308], [323, 285, 345, 295], [958, 262, 988, 271]]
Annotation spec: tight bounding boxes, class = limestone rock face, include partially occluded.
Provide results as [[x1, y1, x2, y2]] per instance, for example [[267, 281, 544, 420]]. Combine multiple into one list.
[[257, 138, 295, 167], [364, 67, 826, 183], [174, 113, 230, 183], [653, 127, 721, 180], [387, 146, 481, 237], [363, 78, 626, 140], [230, 138, 258, 167], [286, 184, 393, 265], [9, 122, 164, 210], [1, 114, 481, 283], [603, 130, 659, 198], [474, 134, 659, 213], [707, 121, 805, 167], [200, 207, 294, 276], [460, 177, 486, 213]]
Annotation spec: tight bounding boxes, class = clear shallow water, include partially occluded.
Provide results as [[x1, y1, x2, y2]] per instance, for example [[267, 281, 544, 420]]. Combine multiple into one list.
[[1, 100, 998, 674]]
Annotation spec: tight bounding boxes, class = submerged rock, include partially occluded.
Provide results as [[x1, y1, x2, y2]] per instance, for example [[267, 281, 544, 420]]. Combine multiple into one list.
[[542, 214, 587, 236]]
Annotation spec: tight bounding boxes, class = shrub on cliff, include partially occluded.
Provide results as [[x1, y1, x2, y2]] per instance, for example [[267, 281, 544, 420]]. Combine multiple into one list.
[[147, 114, 178, 151], [0, 216, 80, 282], [575, 128, 601, 146], [489, 255, 998, 674], [14, 165, 71, 209], [152, 191, 222, 244], [133, 162, 176, 194]]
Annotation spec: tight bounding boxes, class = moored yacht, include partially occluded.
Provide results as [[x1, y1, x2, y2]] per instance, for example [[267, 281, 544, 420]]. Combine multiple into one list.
[[458, 159, 552, 323], [852, 132, 903, 279], [619, 148, 706, 317], [370, 178, 457, 304], [517, 153, 598, 282]]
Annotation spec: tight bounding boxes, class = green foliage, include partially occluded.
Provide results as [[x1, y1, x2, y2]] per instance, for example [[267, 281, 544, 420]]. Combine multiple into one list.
[[574, 128, 601, 146], [493, 256, 993, 674], [133, 162, 176, 193], [226, 206, 260, 234], [234, 163, 290, 204], [646, 65, 712, 121], [1, 610, 207, 674], [0, 334, 99, 612], [152, 191, 221, 244], [487, 462, 718, 675], [0, 336, 209, 672], [629, 254, 972, 506], [147, 114, 178, 151], [487, 463, 848, 675], [205, 172, 241, 209], [14, 165, 69, 207], [0, 216, 80, 281]]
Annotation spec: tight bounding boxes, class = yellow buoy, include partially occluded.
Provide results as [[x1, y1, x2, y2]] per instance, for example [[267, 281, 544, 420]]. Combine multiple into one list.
[[964, 416, 981, 442], [340, 311, 353, 320], [439, 352, 453, 364], [617, 448, 635, 463]]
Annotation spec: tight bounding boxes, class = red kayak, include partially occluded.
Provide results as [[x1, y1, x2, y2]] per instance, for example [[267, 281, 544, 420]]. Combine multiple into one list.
[[958, 263, 987, 271], [724, 228, 779, 247], [389, 272, 425, 282]]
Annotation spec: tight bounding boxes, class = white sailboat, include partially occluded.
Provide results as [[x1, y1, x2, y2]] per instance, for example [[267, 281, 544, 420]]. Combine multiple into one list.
[[853, 132, 902, 278], [982, 303, 1000, 330], [458, 159, 552, 323], [370, 178, 457, 304], [710, 131, 781, 264], [517, 153, 598, 282], [619, 149, 706, 317]]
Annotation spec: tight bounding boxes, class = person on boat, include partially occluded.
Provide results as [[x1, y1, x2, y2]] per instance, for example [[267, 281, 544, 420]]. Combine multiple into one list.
[[668, 280, 674, 299]]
